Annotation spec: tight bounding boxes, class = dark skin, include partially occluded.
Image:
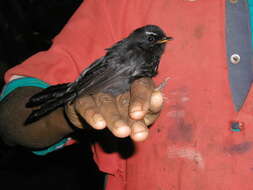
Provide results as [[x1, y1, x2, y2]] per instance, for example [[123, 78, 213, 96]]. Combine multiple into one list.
[[0, 78, 163, 149]]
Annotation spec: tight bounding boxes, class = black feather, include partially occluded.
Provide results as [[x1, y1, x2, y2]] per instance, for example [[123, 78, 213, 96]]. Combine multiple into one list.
[[26, 83, 70, 107], [25, 25, 171, 124]]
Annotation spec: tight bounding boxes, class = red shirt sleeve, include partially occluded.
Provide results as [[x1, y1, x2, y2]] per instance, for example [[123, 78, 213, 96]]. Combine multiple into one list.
[[4, 0, 145, 84]]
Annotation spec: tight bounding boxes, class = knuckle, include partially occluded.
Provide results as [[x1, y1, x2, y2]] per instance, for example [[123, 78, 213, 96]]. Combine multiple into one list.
[[83, 107, 96, 117], [110, 114, 122, 121], [96, 93, 115, 105], [133, 78, 153, 88], [105, 113, 122, 127], [117, 93, 130, 106], [132, 94, 147, 104], [75, 95, 91, 107]]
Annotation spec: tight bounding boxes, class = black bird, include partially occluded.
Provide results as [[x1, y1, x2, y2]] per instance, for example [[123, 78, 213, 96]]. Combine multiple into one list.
[[25, 25, 172, 124]]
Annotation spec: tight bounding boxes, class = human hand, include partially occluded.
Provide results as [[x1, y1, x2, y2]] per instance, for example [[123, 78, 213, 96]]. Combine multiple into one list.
[[65, 78, 164, 142]]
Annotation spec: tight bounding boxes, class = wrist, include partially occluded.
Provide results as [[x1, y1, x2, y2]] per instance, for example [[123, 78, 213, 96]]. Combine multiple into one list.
[[47, 107, 75, 136]]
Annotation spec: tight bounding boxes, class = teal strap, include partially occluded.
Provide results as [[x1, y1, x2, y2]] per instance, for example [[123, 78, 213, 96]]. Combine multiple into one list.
[[0, 77, 69, 156], [32, 138, 69, 156], [0, 77, 49, 101]]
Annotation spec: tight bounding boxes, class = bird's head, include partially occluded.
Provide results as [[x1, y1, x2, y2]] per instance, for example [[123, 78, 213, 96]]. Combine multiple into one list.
[[128, 25, 172, 55]]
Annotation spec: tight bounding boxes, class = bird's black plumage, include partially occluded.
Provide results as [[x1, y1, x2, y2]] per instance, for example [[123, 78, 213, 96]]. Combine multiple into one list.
[[25, 25, 171, 124]]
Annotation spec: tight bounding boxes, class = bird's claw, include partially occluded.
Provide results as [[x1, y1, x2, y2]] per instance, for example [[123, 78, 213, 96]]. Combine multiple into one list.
[[155, 77, 170, 91]]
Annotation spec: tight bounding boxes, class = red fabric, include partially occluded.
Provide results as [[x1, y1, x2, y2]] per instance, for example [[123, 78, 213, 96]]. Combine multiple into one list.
[[5, 0, 253, 189]]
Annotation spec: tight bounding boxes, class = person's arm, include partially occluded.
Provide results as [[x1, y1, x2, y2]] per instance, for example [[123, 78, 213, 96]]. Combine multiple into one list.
[[0, 0, 164, 150], [0, 77, 163, 149], [0, 86, 73, 149]]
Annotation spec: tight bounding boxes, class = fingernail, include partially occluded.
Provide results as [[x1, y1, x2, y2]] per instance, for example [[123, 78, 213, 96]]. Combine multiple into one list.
[[130, 105, 143, 119], [151, 91, 163, 106], [93, 114, 106, 129], [132, 122, 149, 141], [131, 111, 143, 119], [114, 120, 131, 137], [133, 132, 148, 142]]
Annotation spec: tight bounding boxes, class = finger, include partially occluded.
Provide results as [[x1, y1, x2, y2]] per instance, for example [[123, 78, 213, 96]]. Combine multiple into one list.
[[116, 93, 149, 141], [144, 112, 160, 126], [129, 78, 154, 120], [149, 90, 164, 113], [75, 95, 106, 130], [94, 93, 131, 138], [116, 92, 130, 120], [65, 103, 82, 128], [130, 120, 149, 141]]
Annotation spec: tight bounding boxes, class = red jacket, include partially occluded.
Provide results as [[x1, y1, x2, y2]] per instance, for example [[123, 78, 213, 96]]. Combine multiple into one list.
[[6, 0, 253, 189]]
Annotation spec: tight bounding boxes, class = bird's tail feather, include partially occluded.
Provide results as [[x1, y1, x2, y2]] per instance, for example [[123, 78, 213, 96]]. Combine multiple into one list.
[[26, 83, 70, 107], [25, 83, 76, 125]]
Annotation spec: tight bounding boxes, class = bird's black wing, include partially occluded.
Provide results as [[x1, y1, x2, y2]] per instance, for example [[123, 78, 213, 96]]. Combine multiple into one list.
[[72, 53, 135, 96], [75, 47, 155, 96], [25, 52, 135, 124]]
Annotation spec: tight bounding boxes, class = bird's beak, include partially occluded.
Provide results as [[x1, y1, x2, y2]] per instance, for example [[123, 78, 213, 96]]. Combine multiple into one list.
[[156, 36, 173, 44]]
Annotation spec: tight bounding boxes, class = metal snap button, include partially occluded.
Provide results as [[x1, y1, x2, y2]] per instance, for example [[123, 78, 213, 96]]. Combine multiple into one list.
[[230, 54, 240, 64]]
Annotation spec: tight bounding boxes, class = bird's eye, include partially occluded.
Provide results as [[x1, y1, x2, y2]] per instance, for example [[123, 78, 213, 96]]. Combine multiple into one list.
[[147, 35, 155, 42]]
